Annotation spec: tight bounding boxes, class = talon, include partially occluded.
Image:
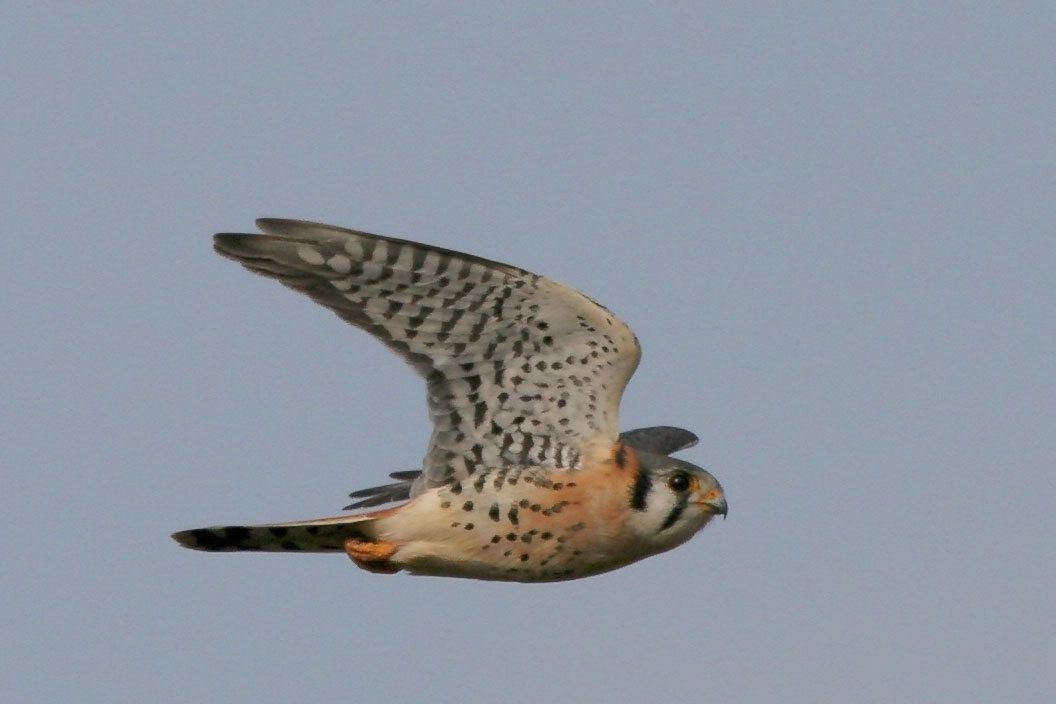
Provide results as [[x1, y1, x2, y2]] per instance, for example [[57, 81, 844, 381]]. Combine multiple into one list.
[[344, 538, 401, 574]]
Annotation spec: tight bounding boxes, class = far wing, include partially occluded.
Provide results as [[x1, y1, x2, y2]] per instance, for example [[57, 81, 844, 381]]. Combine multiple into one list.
[[619, 426, 698, 455]]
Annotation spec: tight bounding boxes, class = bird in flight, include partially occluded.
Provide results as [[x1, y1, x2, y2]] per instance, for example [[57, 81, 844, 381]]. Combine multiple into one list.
[[173, 219, 726, 582]]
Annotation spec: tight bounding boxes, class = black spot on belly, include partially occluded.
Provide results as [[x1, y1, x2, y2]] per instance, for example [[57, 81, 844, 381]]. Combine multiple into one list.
[[507, 506, 519, 525], [462, 500, 474, 511]]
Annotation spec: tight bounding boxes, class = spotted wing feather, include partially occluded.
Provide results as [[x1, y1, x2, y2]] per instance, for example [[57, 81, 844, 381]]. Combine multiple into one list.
[[214, 219, 641, 492]]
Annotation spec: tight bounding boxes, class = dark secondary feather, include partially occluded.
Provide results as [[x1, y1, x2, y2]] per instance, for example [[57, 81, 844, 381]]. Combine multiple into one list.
[[345, 472, 420, 509]]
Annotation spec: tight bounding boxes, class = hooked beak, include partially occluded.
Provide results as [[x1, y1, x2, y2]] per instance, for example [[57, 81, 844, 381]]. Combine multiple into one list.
[[696, 491, 728, 519]]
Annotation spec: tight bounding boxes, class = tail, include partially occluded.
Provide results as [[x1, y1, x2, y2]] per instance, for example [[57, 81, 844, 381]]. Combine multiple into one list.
[[172, 511, 387, 553]]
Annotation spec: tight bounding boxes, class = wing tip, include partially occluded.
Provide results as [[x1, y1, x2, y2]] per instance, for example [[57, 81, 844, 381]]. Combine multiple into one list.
[[212, 232, 257, 256]]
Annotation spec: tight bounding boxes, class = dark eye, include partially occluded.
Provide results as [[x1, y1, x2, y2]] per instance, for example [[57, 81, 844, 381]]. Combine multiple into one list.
[[667, 473, 691, 493]]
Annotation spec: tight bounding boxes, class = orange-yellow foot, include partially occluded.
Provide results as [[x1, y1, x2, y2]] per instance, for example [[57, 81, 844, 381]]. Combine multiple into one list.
[[344, 538, 401, 574]]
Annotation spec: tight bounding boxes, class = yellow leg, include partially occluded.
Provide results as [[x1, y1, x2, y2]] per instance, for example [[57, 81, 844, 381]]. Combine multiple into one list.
[[344, 538, 401, 574]]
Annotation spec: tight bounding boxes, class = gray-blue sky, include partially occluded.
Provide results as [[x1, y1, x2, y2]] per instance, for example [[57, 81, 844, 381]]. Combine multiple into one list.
[[3, 4, 1053, 703]]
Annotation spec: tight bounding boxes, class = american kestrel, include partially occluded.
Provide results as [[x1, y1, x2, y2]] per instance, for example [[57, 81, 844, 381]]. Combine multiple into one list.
[[173, 219, 727, 582]]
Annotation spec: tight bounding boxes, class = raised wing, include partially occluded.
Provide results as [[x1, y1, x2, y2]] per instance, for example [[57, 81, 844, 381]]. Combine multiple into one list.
[[214, 219, 641, 492]]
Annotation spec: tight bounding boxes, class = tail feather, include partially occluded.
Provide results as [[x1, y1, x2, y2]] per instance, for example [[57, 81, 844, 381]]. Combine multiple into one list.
[[172, 513, 380, 553]]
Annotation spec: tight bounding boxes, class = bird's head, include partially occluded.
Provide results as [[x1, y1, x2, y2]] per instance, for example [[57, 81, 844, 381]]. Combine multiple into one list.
[[626, 451, 727, 550]]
